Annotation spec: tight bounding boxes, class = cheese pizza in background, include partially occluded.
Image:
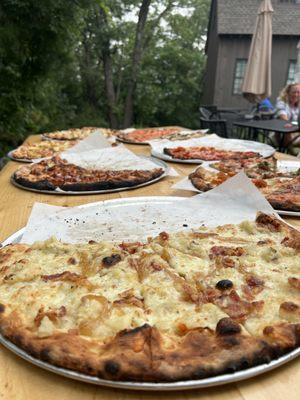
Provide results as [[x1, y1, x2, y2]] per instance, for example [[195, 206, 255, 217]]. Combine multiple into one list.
[[43, 127, 117, 141], [10, 140, 78, 161]]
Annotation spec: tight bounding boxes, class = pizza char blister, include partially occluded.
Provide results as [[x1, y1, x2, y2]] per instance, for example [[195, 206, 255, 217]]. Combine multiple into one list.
[[0, 213, 299, 382]]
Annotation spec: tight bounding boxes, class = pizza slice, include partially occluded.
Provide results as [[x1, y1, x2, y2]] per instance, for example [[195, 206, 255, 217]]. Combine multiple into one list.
[[189, 167, 300, 212], [210, 156, 278, 179], [13, 156, 165, 192], [164, 146, 260, 161]]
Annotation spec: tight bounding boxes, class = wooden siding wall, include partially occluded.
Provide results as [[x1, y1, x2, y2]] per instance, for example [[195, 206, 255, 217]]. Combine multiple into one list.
[[203, 35, 300, 109]]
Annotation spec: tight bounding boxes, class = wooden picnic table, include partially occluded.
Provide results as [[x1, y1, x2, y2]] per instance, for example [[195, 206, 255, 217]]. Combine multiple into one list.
[[0, 135, 299, 400]]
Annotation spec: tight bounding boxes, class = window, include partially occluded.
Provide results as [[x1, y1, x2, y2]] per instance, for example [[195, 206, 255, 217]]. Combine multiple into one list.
[[232, 59, 247, 95], [286, 60, 297, 84], [279, 0, 300, 4]]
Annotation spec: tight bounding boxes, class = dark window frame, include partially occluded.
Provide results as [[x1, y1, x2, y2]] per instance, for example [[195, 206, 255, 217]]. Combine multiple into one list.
[[279, 0, 300, 4], [232, 58, 248, 95], [286, 60, 297, 84]]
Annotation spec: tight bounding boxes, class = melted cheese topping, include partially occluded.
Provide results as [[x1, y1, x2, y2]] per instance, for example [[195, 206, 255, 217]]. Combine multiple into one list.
[[0, 219, 299, 345]]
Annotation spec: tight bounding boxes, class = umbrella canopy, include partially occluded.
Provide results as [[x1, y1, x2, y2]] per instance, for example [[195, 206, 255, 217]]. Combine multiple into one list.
[[242, 0, 274, 103]]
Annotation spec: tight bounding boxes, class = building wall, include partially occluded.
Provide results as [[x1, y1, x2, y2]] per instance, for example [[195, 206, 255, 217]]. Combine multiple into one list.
[[211, 35, 300, 109], [201, 0, 219, 105]]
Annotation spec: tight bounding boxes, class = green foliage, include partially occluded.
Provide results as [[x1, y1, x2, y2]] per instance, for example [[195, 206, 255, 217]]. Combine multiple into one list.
[[0, 0, 210, 157]]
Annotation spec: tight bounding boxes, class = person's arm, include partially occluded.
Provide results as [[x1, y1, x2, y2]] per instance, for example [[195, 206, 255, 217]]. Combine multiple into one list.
[[278, 114, 288, 121], [275, 99, 289, 121]]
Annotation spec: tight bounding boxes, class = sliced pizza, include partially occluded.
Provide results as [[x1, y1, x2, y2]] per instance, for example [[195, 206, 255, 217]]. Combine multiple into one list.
[[189, 166, 300, 212], [13, 156, 165, 192], [0, 214, 299, 382], [164, 146, 260, 161]]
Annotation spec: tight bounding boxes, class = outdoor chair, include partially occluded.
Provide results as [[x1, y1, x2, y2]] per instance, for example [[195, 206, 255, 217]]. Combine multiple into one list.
[[199, 106, 219, 120], [199, 116, 228, 138]]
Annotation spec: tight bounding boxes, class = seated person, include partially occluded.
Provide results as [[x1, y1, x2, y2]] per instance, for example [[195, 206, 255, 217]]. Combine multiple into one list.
[[276, 83, 300, 122], [258, 97, 274, 112], [275, 83, 300, 152]]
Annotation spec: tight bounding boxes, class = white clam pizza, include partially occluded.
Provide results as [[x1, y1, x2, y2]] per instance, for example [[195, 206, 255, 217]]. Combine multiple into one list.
[[0, 213, 299, 382]]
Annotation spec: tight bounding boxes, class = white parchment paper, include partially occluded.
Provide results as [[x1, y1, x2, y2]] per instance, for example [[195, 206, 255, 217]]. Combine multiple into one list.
[[20, 172, 277, 244]]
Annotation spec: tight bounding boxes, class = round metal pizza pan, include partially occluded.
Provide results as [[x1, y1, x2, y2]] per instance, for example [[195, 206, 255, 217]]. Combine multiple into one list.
[[116, 135, 150, 145], [7, 150, 33, 163], [151, 149, 205, 164], [10, 156, 169, 195], [1, 212, 300, 390], [0, 331, 298, 391], [151, 139, 275, 164], [115, 127, 193, 145]]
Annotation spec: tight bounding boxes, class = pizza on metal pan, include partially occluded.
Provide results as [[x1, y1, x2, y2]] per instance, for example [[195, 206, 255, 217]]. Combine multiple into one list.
[[43, 127, 117, 141], [117, 127, 185, 143], [11, 140, 78, 161], [0, 213, 299, 382], [13, 156, 164, 192], [164, 146, 260, 161], [189, 162, 300, 212]]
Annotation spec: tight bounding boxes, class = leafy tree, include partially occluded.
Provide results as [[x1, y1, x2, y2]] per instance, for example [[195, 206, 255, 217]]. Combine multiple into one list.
[[0, 0, 210, 158], [0, 0, 84, 151]]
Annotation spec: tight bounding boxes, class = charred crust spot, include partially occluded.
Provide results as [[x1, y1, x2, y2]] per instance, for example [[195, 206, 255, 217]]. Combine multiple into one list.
[[83, 363, 94, 374], [221, 336, 240, 347], [0, 304, 5, 313], [11, 334, 23, 346], [191, 368, 208, 379], [224, 357, 249, 373], [104, 360, 120, 376], [102, 254, 121, 268], [67, 257, 77, 265], [88, 240, 96, 244], [40, 348, 51, 362], [216, 318, 241, 336], [120, 323, 150, 337], [216, 279, 233, 290]]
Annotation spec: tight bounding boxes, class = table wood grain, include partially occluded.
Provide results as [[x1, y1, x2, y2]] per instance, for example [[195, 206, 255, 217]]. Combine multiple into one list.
[[0, 135, 299, 400]]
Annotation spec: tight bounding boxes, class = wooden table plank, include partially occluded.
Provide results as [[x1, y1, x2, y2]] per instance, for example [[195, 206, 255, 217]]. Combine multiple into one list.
[[0, 135, 299, 399]]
